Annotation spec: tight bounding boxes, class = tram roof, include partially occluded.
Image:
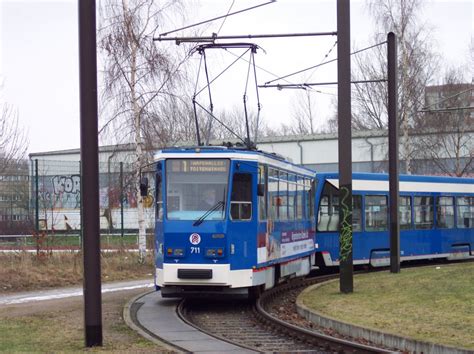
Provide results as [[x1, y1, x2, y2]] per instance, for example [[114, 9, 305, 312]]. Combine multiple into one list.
[[154, 146, 316, 177], [316, 172, 474, 194]]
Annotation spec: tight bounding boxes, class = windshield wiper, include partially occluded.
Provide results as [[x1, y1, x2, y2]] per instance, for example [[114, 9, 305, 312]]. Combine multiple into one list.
[[193, 201, 224, 226]]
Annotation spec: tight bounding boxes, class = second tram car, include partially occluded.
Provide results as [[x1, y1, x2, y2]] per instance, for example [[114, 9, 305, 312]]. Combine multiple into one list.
[[314, 172, 474, 268], [153, 146, 317, 297]]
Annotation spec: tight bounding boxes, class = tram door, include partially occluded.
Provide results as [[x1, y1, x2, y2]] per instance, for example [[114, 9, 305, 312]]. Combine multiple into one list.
[[227, 162, 257, 271]]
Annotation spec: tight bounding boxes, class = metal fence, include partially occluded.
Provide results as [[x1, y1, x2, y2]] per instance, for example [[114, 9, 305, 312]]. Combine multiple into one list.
[[0, 159, 155, 246]]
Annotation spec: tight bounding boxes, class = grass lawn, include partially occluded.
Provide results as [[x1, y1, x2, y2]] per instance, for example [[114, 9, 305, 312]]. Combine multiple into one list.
[[1, 234, 146, 249], [0, 289, 164, 352], [300, 262, 474, 350]]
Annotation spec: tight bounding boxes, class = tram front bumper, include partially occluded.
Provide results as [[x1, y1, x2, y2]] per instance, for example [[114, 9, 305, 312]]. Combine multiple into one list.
[[156, 263, 254, 288]]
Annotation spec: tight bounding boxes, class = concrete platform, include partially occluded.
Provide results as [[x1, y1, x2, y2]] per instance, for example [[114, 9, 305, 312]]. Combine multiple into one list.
[[127, 291, 256, 353]]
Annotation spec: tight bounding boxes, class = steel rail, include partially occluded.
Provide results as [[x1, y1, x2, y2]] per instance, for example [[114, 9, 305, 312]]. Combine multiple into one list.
[[255, 276, 394, 353]]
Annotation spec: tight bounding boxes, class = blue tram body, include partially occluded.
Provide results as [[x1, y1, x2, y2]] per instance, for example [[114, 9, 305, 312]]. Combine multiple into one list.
[[153, 147, 317, 297], [314, 172, 474, 267]]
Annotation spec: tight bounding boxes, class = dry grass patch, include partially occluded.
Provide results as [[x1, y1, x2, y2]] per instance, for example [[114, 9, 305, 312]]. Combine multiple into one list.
[[0, 251, 154, 293], [300, 262, 474, 350]]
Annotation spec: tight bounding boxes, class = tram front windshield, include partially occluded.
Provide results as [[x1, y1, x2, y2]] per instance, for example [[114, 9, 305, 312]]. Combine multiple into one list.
[[166, 159, 230, 220]]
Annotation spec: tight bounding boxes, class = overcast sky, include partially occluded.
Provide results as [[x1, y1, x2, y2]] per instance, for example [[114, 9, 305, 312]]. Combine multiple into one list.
[[0, 0, 472, 154]]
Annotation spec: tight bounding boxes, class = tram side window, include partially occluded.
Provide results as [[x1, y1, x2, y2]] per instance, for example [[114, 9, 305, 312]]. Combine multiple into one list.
[[258, 166, 267, 220], [352, 195, 362, 232], [317, 182, 339, 232], [155, 170, 163, 221], [308, 179, 315, 219], [278, 173, 289, 220], [456, 196, 474, 228], [436, 197, 455, 229], [268, 169, 278, 220], [399, 196, 412, 230], [414, 196, 433, 229], [365, 195, 388, 231], [230, 173, 252, 221], [288, 174, 296, 221]]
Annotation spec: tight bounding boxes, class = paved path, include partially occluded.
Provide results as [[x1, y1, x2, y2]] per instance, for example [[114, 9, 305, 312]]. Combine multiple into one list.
[[130, 291, 256, 353], [0, 279, 154, 305]]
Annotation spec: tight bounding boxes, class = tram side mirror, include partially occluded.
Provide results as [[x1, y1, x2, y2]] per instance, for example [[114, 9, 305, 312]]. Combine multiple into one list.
[[140, 177, 149, 197], [257, 183, 265, 197]]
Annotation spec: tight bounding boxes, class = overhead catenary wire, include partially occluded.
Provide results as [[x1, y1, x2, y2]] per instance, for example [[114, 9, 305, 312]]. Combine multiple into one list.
[[304, 39, 338, 82], [260, 79, 387, 89], [421, 87, 474, 110], [158, 0, 276, 37], [264, 41, 387, 85], [223, 48, 337, 97], [216, 0, 236, 36]]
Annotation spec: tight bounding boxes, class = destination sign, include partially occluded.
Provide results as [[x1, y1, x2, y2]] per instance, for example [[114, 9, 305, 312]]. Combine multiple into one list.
[[169, 159, 228, 173]]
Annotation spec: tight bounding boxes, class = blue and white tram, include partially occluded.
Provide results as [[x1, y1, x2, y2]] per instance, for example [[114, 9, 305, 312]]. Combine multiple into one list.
[[314, 172, 474, 268], [153, 146, 317, 297]]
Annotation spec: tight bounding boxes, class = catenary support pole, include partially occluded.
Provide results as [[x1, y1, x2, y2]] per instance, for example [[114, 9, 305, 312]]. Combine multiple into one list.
[[388, 32, 400, 273], [78, 0, 102, 347], [337, 0, 353, 293]]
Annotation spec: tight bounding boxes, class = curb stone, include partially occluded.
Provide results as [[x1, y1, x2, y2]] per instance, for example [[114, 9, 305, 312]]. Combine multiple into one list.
[[296, 279, 472, 354]]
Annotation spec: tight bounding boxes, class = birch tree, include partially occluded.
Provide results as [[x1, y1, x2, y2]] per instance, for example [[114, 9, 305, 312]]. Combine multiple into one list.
[[285, 90, 318, 135], [98, 0, 189, 260], [412, 68, 473, 176], [0, 103, 28, 174], [350, 0, 438, 173]]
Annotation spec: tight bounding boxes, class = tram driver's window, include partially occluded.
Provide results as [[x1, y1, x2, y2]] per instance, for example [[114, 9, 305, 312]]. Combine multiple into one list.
[[231, 173, 252, 221]]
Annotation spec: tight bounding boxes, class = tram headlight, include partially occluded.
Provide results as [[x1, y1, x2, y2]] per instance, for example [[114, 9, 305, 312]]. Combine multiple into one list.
[[166, 248, 185, 257], [173, 248, 184, 256], [205, 248, 225, 258]]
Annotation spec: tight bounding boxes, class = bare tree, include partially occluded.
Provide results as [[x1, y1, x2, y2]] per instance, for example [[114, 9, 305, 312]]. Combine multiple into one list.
[[411, 69, 473, 176], [0, 103, 28, 174], [98, 0, 190, 260], [350, 0, 439, 173], [285, 90, 318, 135], [206, 106, 278, 145]]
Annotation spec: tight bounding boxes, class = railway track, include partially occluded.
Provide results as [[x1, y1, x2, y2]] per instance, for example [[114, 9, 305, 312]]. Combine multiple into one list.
[[178, 274, 394, 353]]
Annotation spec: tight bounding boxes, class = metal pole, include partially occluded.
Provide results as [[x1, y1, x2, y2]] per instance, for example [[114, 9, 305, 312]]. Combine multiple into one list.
[[388, 32, 400, 273], [35, 159, 39, 233], [337, 0, 353, 293], [120, 162, 124, 239], [78, 0, 102, 347], [154, 31, 337, 42]]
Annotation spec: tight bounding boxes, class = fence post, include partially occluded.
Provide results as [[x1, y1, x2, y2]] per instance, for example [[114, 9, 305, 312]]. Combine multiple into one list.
[[120, 162, 124, 240], [35, 159, 39, 233]]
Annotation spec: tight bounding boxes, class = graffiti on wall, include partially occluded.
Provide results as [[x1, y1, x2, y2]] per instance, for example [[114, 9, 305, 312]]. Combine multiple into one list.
[[52, 175, 81, 195]]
